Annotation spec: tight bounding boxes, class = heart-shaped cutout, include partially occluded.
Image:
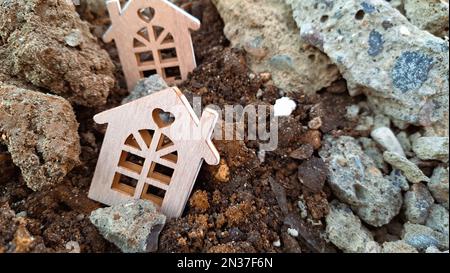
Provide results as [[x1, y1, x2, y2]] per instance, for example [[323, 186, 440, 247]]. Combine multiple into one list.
[[152, 108, 175, 128], [138, 7, 155, 23]]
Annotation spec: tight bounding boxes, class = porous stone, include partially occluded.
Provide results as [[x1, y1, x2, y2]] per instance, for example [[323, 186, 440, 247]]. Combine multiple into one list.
[[325, 200, 379, 253], [0, 0, 115, 107], [404, 0, 449, 38], [388, 169, 410, 191], [383, 151, 430, 183], [402, 222, 449, 251], [396, 131, 413, 156], [359, 137, 388, 172], [428, 167, 449, 209], [404, 183, 434, 224], [381, 240, 419, 253], [0, 85, 80, 191], [412, 137, 449, 163], [122, 75, 169, 104], [211, 0, 340, 95], [286, 0, 449, 132], [320, 136, 402, 227], [426, 204, 449, 235], [371, 127, 405, 157], [89, 200, 166, 253]]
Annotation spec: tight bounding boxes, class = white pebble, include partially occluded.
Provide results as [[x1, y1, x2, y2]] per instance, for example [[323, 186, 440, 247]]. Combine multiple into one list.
[[287, 228, 299, 237], [65, 241, 81, 253], [371, 127, 406, 157], [274, 97, 297, 117], [272, 240, 281, 247]]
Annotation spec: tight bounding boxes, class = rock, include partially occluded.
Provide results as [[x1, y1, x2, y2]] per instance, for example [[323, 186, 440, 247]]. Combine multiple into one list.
[[402, 222, 449, 251], [287, 228, 299, 238], [412, 137, 449, 163], [274, 97, 297, 117], [371, 127, 405, 157], [320, 136, 402, 227], [289, 144, 314, 160], [388, 169, 410, 191], [122, 75, 169, 104], [404, 184, 434, 224], [426, 204, 449, 235], [373, 114, 391, 129], [325, 200, 379, 253], [308, 117, 322, 130], [425, 245, 449, 253], [383, 151, 430, 183], [428, 167, 449, 209], [0, 85, 80, 191], [0, 0, 115, 107], [382, 240, 419, 253], [396, 131, 413, 156], [89, 200, 166, 253], [298, 157, 327, 193], [211, 0, 340, 95], [404, 0, 449, 38], [359, 137, 388, 172], [0, 151, 17, 185], [286, 0, 449, 132]]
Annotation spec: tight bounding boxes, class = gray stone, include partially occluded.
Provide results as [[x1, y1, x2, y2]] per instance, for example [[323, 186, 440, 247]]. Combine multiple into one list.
[[373, 114, 391, 129], [412, 137, 449, 163], [122, 75, 169, 104], [382, 240, 419, 253], [320, 136, 402, 227], [404, 0, 449, 38], [396, 131, 413, 156], [429, 167, 449, 209], [325, 200, 379, 253], [286, 0, 449, 131], [425, 246, 449, 253], [403, 222, 449, 251], [345, 105, 360, 121], [388, 169, 410, 191], [65, 29, 83, 47], [89, 200, 166, 253], [371, 127, 405, 157], [212, 0, 340, 95], [359, 137, 388, 172], [404, 183, 434, 224], [383, 151, 430, 183], [426, 204, 449, 235]]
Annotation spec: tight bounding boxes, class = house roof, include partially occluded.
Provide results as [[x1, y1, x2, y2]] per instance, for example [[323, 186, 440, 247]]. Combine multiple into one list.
[[106, 0, 201, 30]]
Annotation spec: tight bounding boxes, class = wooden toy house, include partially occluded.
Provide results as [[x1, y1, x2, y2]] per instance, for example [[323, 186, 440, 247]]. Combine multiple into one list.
[[103, 0, 201, 90], [88, 87, 220, 218]]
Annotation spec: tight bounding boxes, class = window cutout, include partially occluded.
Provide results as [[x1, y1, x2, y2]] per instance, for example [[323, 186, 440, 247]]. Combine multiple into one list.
[[136, 51, 154, 65], [125, 134, 141, 150], [156, 133, 175, 151], [142, 70, 157, 78], [153, 26, 165, 40], [141, 184, 166, 206], [133, 38, 146, 48], [161, 151, 178, 164], [118, 151, 144, 174], [161, 33, 174, 44], [164, 66, 182, 80], [148, 162, 174, 185], [138, 129, 154, 148], [111, 172, 138, 196], [152, 109, 175, 128], [159, 48, 178, 61], [138, 7, 155, 23], [137, 27, 150, 42]]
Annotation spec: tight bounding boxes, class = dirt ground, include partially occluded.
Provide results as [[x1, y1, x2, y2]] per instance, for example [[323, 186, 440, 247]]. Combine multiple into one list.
[[0, 0, 363, 253]]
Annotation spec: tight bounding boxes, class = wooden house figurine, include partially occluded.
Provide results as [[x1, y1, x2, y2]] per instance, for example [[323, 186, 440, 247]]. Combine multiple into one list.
[[103, 0, 201, 90], [88, 87, 220, 218]]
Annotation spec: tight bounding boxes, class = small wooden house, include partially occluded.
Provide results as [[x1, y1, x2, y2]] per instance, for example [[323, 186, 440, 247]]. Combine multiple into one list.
[[103, 0, 201, 90], [88, 87, 220, 218]]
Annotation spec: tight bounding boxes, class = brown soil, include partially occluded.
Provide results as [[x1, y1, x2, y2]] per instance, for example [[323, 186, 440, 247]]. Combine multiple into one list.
[[0, 0, 362, 253]]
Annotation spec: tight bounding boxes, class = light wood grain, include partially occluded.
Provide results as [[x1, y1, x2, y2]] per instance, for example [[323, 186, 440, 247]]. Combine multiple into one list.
[[88, 87, 219, 218], [104, 0, 201, 91]]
